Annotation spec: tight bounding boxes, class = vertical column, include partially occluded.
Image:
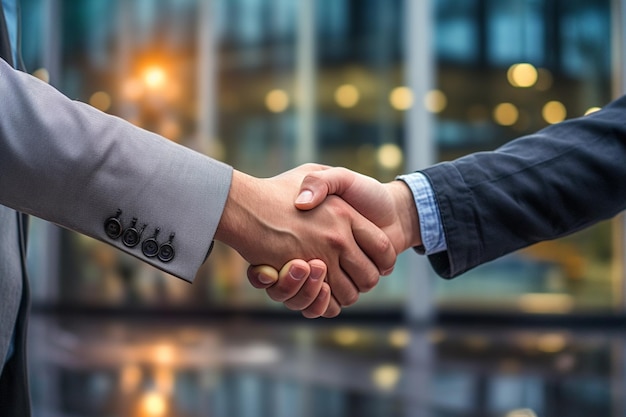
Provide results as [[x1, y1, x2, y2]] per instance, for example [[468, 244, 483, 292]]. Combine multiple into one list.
[[295, 0, 317, 165], [196, 0, 219, 155], [36, 0, 63, 304], [611, 0, 626, 321], [403, 0, 435, 323], [42, 0, 61, 85], [403, 1, 436, 416]]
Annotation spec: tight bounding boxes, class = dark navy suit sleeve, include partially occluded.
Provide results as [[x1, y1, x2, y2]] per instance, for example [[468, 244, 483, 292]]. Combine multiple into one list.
[[420, 95, 626, 279]]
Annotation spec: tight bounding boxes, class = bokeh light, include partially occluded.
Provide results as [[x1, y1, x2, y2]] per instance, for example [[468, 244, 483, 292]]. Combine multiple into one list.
[[265, 89, 289, 113], [424, 89, 447, 113], [89, 91, 112, 112], [389, 86, 413, 110], [142, 66, 167, 90], [493, 102, 519, 126], [507, 63, 538, 88], [542, 100, 566, 124], [335, 84, 360, 108], [377, 143, 403, 170]]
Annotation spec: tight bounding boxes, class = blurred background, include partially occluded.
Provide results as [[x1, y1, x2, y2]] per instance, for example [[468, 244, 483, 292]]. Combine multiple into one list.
[[19, 0, 626, 416]]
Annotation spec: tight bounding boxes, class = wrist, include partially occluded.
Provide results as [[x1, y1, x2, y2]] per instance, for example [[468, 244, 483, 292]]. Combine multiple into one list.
[[215, 170, 257, 248], [387, 180, 422, 251]]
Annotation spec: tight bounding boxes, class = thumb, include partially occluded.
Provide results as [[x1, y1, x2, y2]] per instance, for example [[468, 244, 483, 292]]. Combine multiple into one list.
[[294, 168, 355, 211], [247, 264, 279, 289]]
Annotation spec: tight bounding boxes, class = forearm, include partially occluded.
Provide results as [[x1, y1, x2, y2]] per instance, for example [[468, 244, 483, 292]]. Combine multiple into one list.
[[0, 59, 232, 281], [422, 95, 626, 278]]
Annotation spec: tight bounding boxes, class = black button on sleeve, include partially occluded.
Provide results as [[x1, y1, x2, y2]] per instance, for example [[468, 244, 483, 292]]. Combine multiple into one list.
[[104, 210, 123, 239], [158, 243, 175, 262]]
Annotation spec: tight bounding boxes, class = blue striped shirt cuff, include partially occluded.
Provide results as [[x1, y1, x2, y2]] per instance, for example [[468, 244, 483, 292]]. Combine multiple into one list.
[[396, 172, 447, 255]]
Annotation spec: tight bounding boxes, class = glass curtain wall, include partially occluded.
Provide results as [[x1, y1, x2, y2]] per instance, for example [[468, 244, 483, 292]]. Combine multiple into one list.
[[15, 0, 626, 416], [432, 0, 617, 314], [21, 0, 619, 316]]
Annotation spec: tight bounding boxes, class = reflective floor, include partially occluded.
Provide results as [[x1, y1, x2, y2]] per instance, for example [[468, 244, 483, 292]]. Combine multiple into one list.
[[28, 315, 625, 417]]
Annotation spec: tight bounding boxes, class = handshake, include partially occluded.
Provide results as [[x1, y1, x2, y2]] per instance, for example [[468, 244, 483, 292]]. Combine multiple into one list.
[[214, 163, 423, 319]]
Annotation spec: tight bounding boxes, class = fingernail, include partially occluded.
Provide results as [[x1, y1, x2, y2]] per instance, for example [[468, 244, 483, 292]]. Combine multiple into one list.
[[257, 273, 275, 285], [310, 265, 325, 281], [295, 190, 313, 204], [382, 266, 394, 276], [289, 264, 308, 280]]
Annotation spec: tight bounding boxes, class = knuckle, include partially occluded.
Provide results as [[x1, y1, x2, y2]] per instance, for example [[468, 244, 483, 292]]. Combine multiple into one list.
[[326, 231, 348, 250], [341, 291, 360, 307], [358, 272, 380, 293]]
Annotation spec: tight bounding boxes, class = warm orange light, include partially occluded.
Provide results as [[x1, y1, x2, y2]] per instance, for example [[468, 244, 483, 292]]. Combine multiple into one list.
[[265, 89, 289, 113], [120, 364, 142, 393], [140, 391, 167, 417], [143, 66, 167, 90]]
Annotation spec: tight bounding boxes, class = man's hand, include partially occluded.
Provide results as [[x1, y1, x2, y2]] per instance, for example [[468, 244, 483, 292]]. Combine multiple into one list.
[[247, 166, 423, 317], [295, 167, 422, 253], [215, 164, 397, 310], [247, 259, 337, 318]]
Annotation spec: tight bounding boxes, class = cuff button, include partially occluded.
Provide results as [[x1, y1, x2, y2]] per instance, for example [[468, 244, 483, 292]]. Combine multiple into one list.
[[122, 218, 144, 248], [142, 228, 161, 258], [104, 210, 123, 239], [158, 233, 176, 263]]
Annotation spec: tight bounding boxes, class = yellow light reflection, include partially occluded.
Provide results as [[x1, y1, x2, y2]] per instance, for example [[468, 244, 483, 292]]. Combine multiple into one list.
[[388, 328, 410, 348], [120, 364, 142, 394], [584, 106, 602, 116], [89, 91, 112, 112], [265, 89, 289, 113], [335, 84, 360, 108], [493, 102, 519, 126], [139, 391, 167, 417], [537, 334, 568, 353], [377, 143, 403, 170], [424, 89, 447, 113], [372, 364, 401, 391], [389, 86, 413, 110], [505, 409, 538, 417], [143, 66, 167, 90], [507, 63, 538, 88], [155, 368, 174, 394], [518, 293, 573, 313], [542, 100, 567, 124], [333, 327, 359, 346], [154, 344, 174, 366], [32, 68, 50, 83], [122, 79, 144, 101]]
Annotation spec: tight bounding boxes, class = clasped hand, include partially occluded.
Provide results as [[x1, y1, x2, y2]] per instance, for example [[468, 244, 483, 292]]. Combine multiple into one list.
[[219, 164, 421, 318]]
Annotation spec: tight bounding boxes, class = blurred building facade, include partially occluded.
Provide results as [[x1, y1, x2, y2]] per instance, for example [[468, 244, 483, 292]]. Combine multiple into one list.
[[16, 0, 626, 416]]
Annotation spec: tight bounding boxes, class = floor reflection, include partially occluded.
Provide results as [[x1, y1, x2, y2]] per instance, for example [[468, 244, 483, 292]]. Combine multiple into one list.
[[28, 316, 622, 417]]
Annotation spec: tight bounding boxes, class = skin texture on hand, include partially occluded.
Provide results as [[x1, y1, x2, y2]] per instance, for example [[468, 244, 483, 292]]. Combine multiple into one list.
[[248, 166, 423, 318], [247, 259, 335, 318], [215, 164, 397, 311], [296, 168, 422, 253]]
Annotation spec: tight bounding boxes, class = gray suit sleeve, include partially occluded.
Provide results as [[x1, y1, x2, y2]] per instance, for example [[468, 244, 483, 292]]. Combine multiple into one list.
[[420, 95, 626, 279], [0, 58, 232, 282]]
